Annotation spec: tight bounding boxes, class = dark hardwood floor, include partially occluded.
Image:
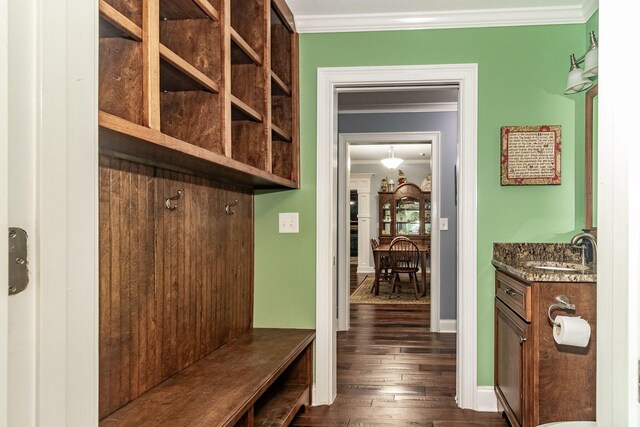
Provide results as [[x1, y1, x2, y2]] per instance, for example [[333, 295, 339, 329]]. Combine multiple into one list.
[[292, 265, 507, 427]]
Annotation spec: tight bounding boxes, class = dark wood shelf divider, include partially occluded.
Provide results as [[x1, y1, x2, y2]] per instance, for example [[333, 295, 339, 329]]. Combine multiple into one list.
[[159, 44, 220, 93], [271, 123, 292, 142], [99, 0, 142, 40], [159, 0, 218, 20], [271, 70, 291, 96], [231, 28, 263, 65], [231, 95, 263, 122]]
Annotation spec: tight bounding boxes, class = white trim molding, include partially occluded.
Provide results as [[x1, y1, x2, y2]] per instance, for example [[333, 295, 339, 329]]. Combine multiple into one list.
[[339, 131, 441, 334], [316, 64, 478, 409], [475, 387, 499, 412], [339, 101, 458, 115], [0, 0, 8, 420], [296, 4, 597, 33], [439, 319, 457, 333]]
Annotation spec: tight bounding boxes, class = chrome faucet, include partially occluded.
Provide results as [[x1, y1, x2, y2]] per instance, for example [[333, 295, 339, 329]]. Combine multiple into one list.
[[570, 232, 597, 268]]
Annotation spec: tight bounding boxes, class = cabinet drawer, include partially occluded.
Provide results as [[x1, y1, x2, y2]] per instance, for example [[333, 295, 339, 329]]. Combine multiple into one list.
[[496, 271, 531, 321]]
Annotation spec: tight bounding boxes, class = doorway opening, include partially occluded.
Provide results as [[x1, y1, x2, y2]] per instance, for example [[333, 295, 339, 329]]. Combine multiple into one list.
[[337, 132, 442, 334], [314, 64, 481, 410]]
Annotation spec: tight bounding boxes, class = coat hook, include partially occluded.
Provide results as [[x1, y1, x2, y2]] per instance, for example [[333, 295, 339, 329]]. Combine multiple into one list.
[[225, 200, 238, 215], [165, 190, 182, 211]]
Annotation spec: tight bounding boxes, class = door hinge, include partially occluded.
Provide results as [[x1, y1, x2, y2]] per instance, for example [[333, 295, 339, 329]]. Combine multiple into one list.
[[8, 227, 29, 295]]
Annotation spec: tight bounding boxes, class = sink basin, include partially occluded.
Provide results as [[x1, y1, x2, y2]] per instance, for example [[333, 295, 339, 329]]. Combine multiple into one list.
[[525, 261, 591, 273]]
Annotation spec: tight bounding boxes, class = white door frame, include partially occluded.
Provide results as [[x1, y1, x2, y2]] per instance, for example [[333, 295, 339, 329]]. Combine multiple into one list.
[[0, 0, 9, 422], [36, 0, 99, 424], [337, 171, 374, 332], [337, 131, 441, 335], [315, 64, 478, 408]]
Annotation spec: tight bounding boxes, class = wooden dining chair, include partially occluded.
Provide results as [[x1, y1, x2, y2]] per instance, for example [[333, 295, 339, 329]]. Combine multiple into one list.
[[390, 236, 410, 245], [388, 239, 421, 299], [370, 238, 391, 292]]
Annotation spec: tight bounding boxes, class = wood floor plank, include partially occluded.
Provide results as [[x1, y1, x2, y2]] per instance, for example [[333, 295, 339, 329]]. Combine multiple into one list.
[[291, 266, 507, 426]]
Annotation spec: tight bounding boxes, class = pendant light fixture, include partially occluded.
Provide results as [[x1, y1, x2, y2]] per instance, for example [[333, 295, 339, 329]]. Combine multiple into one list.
[[564, 31, 598, 95], [381, 146, 403, 169]]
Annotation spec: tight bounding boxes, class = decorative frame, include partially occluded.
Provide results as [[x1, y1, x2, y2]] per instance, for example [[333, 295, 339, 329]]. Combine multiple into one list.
[[500, 125, 561, 185]]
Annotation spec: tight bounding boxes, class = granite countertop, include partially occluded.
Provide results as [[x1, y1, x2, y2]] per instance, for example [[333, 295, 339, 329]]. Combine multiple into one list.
[[492, 243, 597, 283]]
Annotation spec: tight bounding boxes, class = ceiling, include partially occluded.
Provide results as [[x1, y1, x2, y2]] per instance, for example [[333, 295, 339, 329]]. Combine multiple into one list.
[[285, 0, 597, 33], [350, 143, 431, 163]]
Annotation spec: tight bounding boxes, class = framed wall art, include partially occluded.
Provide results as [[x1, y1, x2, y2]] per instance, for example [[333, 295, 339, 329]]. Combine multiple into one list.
[[500, 125, 561, 186]]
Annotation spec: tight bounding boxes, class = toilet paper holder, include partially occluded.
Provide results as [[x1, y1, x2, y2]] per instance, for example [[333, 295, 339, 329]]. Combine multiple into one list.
[[548, 295, 576, 324]]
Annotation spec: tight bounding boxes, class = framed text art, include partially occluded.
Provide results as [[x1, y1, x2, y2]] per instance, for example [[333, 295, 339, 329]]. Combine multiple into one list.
[[500, 125, 561, 186]]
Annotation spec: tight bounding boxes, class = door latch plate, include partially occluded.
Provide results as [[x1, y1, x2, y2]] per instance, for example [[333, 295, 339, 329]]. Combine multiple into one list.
[[8, 227, 28, 295]]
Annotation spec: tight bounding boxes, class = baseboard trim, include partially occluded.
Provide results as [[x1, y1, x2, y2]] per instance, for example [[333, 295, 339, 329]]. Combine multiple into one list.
[[475, 386, 498, 412], [439, 319, 457, 333], [356, 266, 375, 274]]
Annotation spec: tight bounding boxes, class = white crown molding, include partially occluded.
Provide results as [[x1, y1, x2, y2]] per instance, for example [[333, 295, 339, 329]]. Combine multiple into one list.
[[295, 5, 595, 33], [351, 159, 429, 165], [339, 102, 458, 115], [582, 0, 599, 21]]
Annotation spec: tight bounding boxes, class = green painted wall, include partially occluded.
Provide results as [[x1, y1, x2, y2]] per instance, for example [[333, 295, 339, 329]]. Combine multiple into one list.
[[254, 23, 593, 386]]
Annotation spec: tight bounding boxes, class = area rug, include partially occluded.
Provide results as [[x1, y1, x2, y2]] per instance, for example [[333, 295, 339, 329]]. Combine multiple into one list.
[[350, 275, 430, 305]]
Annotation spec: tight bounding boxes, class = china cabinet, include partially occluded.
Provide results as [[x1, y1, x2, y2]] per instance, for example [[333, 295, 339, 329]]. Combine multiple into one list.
[[378, 183, 431, 244]]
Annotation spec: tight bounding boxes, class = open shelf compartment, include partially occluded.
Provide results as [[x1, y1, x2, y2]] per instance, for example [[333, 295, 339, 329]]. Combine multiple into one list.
[[103, 0, 142, 27], [159, 7, 221, 87], [270, 5, 292, 88], [99, 38, 144, 125], [160, 91, 224, 153], [230, 0, 265, 57]]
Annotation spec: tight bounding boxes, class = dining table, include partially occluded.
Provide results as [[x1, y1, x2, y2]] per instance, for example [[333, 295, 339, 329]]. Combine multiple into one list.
[[372, 241, 430, 296]]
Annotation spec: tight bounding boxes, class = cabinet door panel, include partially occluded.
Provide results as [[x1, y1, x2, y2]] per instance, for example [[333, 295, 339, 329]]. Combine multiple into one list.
[[496, 299, 528, 427]]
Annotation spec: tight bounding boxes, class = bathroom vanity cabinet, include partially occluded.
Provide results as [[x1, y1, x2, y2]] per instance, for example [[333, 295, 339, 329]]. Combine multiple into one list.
[[494, 270, 596, 427]]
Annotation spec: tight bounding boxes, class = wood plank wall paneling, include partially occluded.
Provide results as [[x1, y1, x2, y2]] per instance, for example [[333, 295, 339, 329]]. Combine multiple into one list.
[[99, 155, 254, 419]]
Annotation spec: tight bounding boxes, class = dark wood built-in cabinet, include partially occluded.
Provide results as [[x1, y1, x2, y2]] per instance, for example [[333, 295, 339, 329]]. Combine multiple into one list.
[[98, 0, 308, 425], [494, 271, 596, 427], [378, 183, 431, 244]]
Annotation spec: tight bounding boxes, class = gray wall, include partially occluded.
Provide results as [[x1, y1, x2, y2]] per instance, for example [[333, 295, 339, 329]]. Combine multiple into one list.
[[340, 111, 458, 320]]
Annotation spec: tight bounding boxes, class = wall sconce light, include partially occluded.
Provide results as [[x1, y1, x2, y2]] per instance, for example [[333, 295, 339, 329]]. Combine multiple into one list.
[[381, 146, 403, 169], [565, 31, 598, 95]]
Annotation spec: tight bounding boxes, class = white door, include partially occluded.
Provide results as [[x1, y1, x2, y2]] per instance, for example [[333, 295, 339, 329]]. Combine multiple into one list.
[[3, 0, 99, 425], [1, 0, 9, 424]]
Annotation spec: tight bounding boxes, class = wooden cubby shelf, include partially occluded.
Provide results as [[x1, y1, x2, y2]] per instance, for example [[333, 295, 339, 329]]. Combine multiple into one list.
[[231, 95, 263, 122], [99, 0, 298, 187], [271, 70, 291, 96], [159, 0, 219, 21], [159, 45, 220, 93], [100, 111, 295, 188], [271, 123, 291, 142], [102, 0, 142, 27], [231, 28, 262, 65], [99, 0, 142, 40]]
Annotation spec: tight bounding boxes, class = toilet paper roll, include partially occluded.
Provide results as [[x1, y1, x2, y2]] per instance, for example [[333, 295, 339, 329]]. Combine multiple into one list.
[[553, 316, 591, 347]]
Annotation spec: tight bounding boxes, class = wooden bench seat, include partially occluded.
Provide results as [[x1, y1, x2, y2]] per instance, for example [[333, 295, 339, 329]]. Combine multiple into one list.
[[100, 328, 315, 427]]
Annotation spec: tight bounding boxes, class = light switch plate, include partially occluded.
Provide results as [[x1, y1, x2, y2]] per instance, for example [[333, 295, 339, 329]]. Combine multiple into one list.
[[439, 218, 449, 231], [279, 212, 299, 233]]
